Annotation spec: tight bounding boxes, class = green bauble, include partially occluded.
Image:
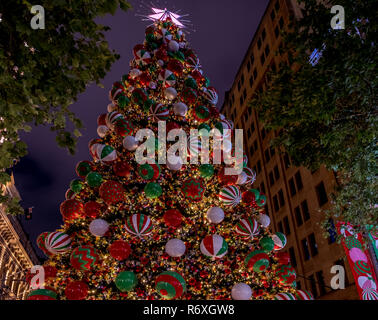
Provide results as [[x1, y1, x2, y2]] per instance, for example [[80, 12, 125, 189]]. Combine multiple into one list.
[[199, 164, 214, 179], [143, 99, 154, 112], [260, 237, 275, 252], [214, 122, 224, 135], [198, 123, 211, 136], [204, 77, 210, 87], [70, 179, 83, 193], [195, 105, 210, 120], [117, 95, 130, 108], [115, 271, 138, 292], [146, 33, 156, 43], [144, 182, 162, 199], [185, 77, 198, 90], [86, 172, 103, 188]]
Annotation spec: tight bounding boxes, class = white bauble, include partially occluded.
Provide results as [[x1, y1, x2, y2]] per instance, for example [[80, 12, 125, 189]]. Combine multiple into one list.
[[89, 219, 109, 237], [165, 239, 186, 257], [257, 213, 271, 228], [206, 207, 224, 224], [231, 283, 252, 300], [107, 103, 117, 112], [97, 125, 109, 138], [123, 135, 138, 151], [167, 156, 183, 171], [168, 40, 180, 52], [236, 171, 248, 185], [165, 87, 178, 101], [173, 102, 188, 116], [129, 68, 141, 79], [222, 139, 232, 153]]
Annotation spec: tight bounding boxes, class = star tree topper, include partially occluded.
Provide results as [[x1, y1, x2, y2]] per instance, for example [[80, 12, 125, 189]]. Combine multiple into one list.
[[148, 8, 186, 28]]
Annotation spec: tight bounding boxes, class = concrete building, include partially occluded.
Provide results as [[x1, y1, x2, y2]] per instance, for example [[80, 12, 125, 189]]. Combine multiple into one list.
[[221, 0, 358, 299], [0, 174, 39, 300]]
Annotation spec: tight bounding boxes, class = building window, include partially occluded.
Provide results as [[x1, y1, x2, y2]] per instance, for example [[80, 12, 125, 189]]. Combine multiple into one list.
[[262, 29, 266, 41], [283, 153, 291, 169], [241, 74, 245, 85], [270, 146, 276, 157], [279, 17, 284, 29], [275, 0, 280, 11], [273, 195, 279, 212], [308, 233, 318, 257], [316, 181, 328, 207], [243, 89, 247, 100], [273, 165, 280, 180], [249, 76, 254, 87], [328, 218, 337, 244], [289, 247, 297, 267], [253, 68, 257, 79], [247, 128, 252, 139], [278, 221, 284, 233], [275, 26, 279, 38], [253, 140, 258, 151], [251, 122, 255, 133], [260, 53, 265, 65], [289, 178, 296, 196], [265, 149, 271, 163], [295, 206, 303, 226], [295, 171, 303, 191], [238, 81, 241, 91], [265, 44, 270, 56], [240, 96, 243, 105], [250, 54, 255, 65], [301, 200, 310, 221], [257, 38, 262, 50], [283, 216, 290, 235], [278, 189, 285, 207], [260, 182, 266, 194], [257, 160, 262, 174], [308, 274, 318, 298], [261, 127, 266, 140], [269, 172, 275, 186], [316, 271, 327, 296], [247, 61, 251, 72], [302, 238, 310, 261], [271, 10, 276, 21]]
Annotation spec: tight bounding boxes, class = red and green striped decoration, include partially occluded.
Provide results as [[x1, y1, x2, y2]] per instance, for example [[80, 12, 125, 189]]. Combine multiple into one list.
[[70, 246, 99, 271], [276, 264, 297, 286], [235, 218, 260, 240], [200, 234, 228, 259], [115, 119, 134, 137], [36, 232, 52, 257], [295, 290, 314, 300], [156, 271, 186, 300], [219, 185, 241, 207], [245, 250, 270, 273], [181, 178, 205, 202], [274, 292, 296, 300], [138, 163, 161, 181], [27, 288, 57, 300], [125, 214, 153, 238], [45, 231, 71, 254]]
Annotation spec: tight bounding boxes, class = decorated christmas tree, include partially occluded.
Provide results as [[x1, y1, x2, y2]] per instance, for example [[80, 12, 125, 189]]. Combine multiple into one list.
[[27, 10, 313, 301]]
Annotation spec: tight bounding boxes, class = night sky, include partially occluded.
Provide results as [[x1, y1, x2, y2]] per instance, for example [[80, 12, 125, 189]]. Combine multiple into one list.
[[13, 0, 269, 259]]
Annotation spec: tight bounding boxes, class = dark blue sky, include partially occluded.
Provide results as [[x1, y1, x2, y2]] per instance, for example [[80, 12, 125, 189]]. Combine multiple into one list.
[[14, 0, 269, 259]]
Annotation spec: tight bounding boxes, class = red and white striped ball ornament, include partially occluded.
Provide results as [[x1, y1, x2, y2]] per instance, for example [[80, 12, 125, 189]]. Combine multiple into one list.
[[200, 234, 228, 259], [149, 103, 169, 122], [45, 231, 71, 254], [158, 69, 176, 88], [243, 167, 257, 185], [125, 214, 153, 238], [274, 293, 297, 300], [272, 232, 287, 251], [106, 111, 124, 130], [133, 44, 151, 66], [235, 218, 260, 240], [94, 144, 117, 165], [219, 185, 241, 207], [295, 290, 314, 300], [203, 86, 218, 105]]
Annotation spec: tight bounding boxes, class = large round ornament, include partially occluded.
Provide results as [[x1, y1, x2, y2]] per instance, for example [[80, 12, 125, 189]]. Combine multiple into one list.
[[235, 218, 260, 240], [203, 86, 218, 105], [144, 182, 162, 199], [206, 207, 224, 224], [70, 246, 99, 271], [99, 181, 125, 205], [295, 290, 314, 300], [163, 209, 183, 228], [218, 167, 238, 185], [105, 111, 124, 129], [60, 199, 84, 220], [156, 271, 186, 300], [123, 135, 139, 151], [259, 237, 275, 252], [165, 87, 178, 100], [181, 87, 197, 105], [272, 232, 287, 251], [181, 178, 205, 202], [94, 144, 117, 165], [133, 44, 151, 65], [75, 161, 92, 178], [97, 125, 109, 138], [243, 167, 257, 185], [27, 288, 57, 300], [245, 250, 270, 273], [125, 214, 153, 237], [187, 135, 202, 158], [200, 234, 228, 259], [115, 119, 134, 137], [165, 239, 186, 257], [45, 231, 71, 254], [138, 163, 161, 181], [158, 69, 176, 87], [231, 283, 252, 300], [275, 252, 291, 265], [113, 161, 132, 178], [199, 164, 214, 178], [97, 113, 107, 126], [219, 185, 241, 207], [257, 213, 270, 228], [65, 281, 88, 300], [149, 103, 169, 122], [274, 293, 297, 300], [173, 102, 188, 116], [70, 179, 83, 193], [109, 240, 131, 261], [167, 60, 184, 76], [89, 219, 109, 237], [83, 201, 102, 218], [115, 271, 138, 292], [86, 172, 103, 188], [167, 156, 183, 171], [37, 232, 52, 256], [277, 264, 297, 286]]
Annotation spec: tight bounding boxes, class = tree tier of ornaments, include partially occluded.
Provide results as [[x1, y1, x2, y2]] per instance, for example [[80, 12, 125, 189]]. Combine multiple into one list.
[[28, 15, 313, 300]]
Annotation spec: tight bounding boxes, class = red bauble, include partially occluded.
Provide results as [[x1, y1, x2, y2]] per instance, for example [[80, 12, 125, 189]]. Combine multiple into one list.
[[275, 251, 291, 265], [113, 161, 132, 178], [163, 209, 183, 228], [84, 201, 102, 219], [97, 114, 107, 126], [218, 167, 238, 185], [60, 199, 84, 220], [109, 240, 131, 261], [139, 72, 151, 86], [167, 60, 184, 76], [191, 70, 204, 84], [242, 190, 257, 205], [181, 87, 197, 105], [166, 121, 180, 133], [65, 281, 88, 300], [99, 181, 125, 205], [155, 47, 168, 61]]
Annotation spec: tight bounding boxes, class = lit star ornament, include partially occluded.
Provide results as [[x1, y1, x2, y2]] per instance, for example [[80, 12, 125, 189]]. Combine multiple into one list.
[[148, 8, 186, 28]]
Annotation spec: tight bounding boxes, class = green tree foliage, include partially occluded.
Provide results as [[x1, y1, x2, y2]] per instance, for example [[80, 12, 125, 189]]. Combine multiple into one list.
[[0, 0, 131, 213], [250, 0, 377, 234]]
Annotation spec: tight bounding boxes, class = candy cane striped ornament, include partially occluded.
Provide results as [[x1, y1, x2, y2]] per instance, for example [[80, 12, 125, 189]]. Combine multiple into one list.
[[106, 111, 124, 130], [187, 135, 202, 158], [156, 271, 186, 300], [243, 167, 257, 185], [219, 185, 241, 207], [149, 103, 170, 122], [45, 231, 71, 254], [125, 214, 153, 238], [158, 69, 176, 88], [295, 290, 314, 300], [133, 44, 151, 66], [235, 218, 260, 240], [274, 293, 297, 300], [200, 234, 228, 259], [203, 87, 218, 105]]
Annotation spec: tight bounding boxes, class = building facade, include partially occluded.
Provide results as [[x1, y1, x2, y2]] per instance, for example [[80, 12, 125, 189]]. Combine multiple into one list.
[[221, 0, 358, 299], [0, 174, 39, 300]]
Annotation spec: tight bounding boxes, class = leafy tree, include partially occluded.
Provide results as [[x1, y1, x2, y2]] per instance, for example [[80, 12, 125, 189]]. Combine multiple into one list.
[[250, 0, 377, 234], [0, 0, 131, 213]]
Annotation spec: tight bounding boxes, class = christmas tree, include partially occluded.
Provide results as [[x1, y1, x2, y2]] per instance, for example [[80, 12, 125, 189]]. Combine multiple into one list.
[[27, 10, 314, 301]]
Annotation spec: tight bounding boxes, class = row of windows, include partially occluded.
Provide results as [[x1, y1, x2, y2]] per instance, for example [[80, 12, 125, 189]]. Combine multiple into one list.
[[288, 171, 303, 197], [265, 146, 275, 163], [302, 233, 318, 261], [294, 200, 310, 226], [277, 215, 290, 235], [273, 189, 285, 212], [268, 165, 280, 187]]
